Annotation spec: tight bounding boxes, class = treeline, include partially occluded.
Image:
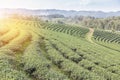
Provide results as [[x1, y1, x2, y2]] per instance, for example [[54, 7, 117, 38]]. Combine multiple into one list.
[[47, 14, 65, 18], [45, 14, 120, 31], [74, 16, 120, 31]]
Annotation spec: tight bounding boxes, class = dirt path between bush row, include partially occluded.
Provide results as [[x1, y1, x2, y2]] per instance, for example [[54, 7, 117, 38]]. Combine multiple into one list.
[[86, 28, 95, 43]]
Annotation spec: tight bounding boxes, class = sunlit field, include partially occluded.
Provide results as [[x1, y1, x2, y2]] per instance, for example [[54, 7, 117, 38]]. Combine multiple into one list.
[[0, 15, 119, 80]]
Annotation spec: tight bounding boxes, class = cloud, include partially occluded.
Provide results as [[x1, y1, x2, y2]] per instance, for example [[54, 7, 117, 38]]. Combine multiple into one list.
[[79, 0, 91, 5]]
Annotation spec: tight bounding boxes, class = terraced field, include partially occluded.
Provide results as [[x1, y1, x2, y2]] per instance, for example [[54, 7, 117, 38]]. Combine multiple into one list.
[[93, 29, 120, 52], [0, 19, 120, 80]]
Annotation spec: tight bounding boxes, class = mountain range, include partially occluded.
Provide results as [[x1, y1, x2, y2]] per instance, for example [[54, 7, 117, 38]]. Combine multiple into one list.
[[1, 8, 120, 18]]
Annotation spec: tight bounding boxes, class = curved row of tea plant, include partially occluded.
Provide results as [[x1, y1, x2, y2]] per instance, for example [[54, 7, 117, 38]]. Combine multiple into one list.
[[93, 30, 120, 44], [42, 30, 120, 80], [93, 29, 120, 52], [39, 22, 89, 38]]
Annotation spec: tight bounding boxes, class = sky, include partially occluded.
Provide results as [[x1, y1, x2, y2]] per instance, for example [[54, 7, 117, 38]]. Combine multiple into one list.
[[0, 0, 120, 12]]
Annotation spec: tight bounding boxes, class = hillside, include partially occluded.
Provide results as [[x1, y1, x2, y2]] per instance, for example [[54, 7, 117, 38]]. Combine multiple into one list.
[[0, 18, 120, 80]]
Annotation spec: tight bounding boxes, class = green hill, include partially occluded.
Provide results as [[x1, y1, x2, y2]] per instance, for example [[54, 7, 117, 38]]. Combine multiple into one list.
[[0, 19, 120, 80]]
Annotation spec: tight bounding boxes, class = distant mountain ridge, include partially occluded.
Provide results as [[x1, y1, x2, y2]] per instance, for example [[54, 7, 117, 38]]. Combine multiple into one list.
[[1, 8, 120, 18]]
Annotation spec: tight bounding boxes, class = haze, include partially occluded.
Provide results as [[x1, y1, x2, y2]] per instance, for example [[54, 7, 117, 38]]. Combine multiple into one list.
[[0, 0, 120, 12]]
